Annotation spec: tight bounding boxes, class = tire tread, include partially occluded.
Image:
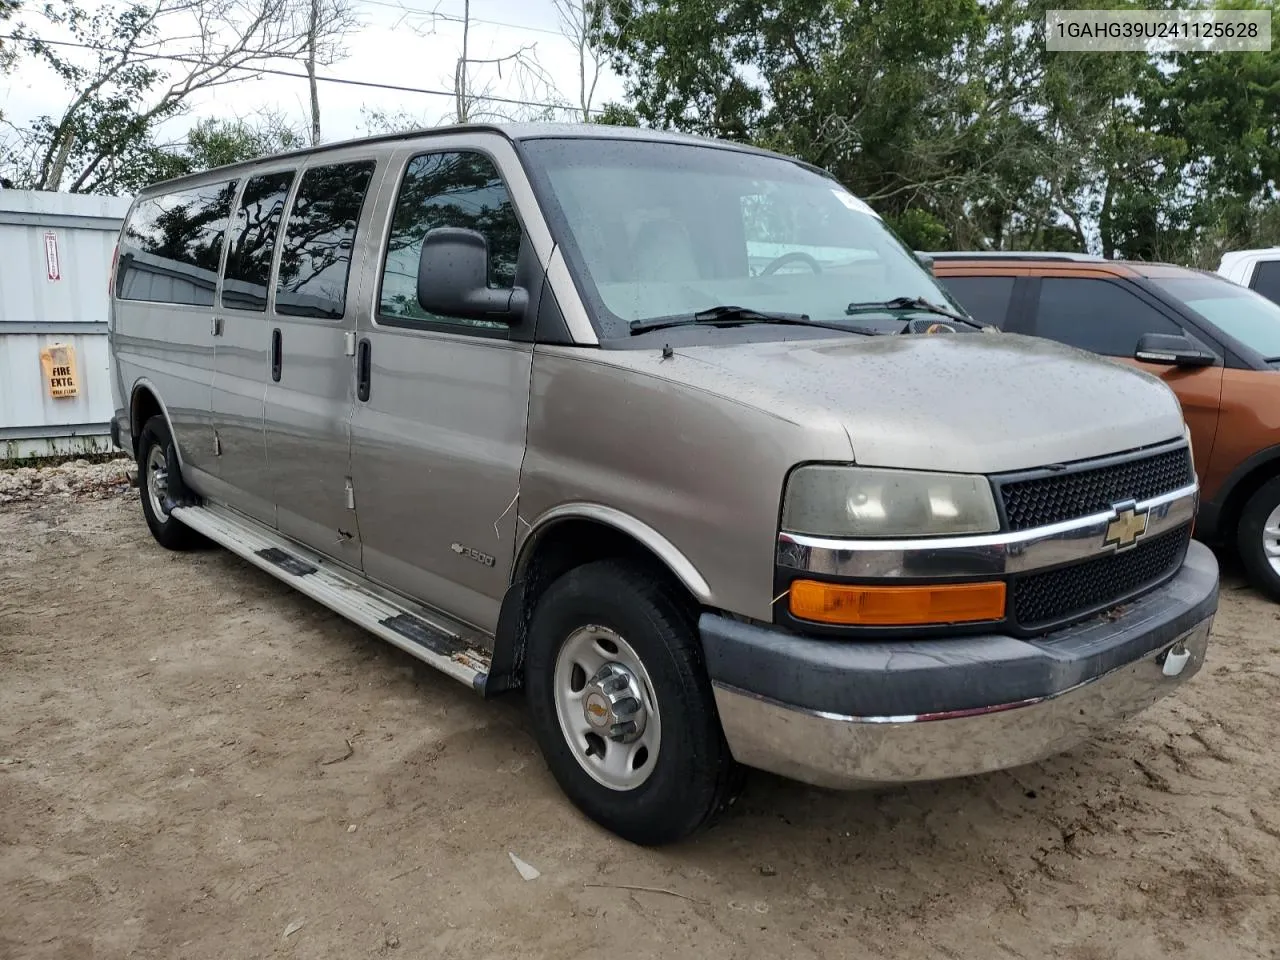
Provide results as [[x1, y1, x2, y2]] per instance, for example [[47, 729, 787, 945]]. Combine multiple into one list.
[[137, 415, 204, 552], [524, 558, 742, 845], [1236, 476, 1280, 603]]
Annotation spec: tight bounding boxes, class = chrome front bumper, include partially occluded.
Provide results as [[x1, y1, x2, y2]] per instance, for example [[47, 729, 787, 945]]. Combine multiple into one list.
[[713, 617, 1209, 789], [702, 540, 1218, 790]]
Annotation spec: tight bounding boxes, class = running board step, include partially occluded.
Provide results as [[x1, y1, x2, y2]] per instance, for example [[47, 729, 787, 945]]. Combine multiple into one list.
[[171, 504, 492, 691]]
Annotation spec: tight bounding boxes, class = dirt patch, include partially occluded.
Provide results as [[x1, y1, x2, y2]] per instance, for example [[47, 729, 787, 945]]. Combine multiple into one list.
[[2, 492, 1279, 960]]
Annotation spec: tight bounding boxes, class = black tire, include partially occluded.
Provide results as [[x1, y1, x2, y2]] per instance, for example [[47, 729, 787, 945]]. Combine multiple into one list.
[[1237, 476, 1280, 603], [137, 415, 204, 551], [524, 559, 742, 845]]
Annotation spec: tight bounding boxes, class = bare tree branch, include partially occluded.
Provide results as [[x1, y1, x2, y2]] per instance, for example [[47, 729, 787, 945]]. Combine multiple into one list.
[[5, 0, 356, 191], [553, 0, 602, 122], [403, 0, 572, 125]]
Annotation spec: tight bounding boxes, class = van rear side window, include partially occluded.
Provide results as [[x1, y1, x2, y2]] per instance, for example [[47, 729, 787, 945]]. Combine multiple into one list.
[[275, 161, 376, 319], [222, 171, 296, 312], [117, 181, 238, 306], [1251, 259, 1280, 305]]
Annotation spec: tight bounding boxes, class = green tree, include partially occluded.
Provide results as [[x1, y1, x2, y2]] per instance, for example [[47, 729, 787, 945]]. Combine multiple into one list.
[[183, 115, 306, 171], [99, 114, 307, 193], [2, 0, 352, 193], [1149, 2, 1280, 264], [0, 0, 20, 104], [591, 0, 1044, 245], [591, 0, 1280, 263]]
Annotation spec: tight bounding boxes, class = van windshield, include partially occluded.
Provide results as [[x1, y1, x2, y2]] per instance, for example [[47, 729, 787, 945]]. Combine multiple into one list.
[[1150, 274, 1280, 360], [520, 137, 958, 340]]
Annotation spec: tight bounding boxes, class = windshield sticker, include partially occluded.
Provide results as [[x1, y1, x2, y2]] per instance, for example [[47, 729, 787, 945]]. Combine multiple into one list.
[[831, 189, 881, 219]]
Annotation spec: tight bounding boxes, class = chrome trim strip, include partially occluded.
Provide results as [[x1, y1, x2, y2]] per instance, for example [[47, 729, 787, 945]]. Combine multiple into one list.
[[778, 482, 1198, 578], [711, 617, 1212, 790]]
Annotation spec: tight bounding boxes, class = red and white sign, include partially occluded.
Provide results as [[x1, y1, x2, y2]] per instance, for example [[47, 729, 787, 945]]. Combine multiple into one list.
[[44, 231, 61, 281]]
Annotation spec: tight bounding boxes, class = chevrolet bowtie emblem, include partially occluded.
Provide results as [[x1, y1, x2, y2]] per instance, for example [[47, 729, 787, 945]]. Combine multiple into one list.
[[1104, 502, 1149, 550]]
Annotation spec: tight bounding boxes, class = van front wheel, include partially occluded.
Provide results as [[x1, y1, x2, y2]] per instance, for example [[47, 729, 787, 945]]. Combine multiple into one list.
[[524, 560, 741, 845], [137, 415, 204, 551], [1237, 476, 1280, 603]]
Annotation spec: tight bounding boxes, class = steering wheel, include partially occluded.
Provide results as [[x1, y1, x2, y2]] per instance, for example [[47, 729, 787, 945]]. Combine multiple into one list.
[[760, 251, 823, 276]]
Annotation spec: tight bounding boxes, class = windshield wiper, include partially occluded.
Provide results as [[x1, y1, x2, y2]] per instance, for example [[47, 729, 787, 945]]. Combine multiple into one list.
[[845, 296, 989, 330], [629, 305, 876, 336]]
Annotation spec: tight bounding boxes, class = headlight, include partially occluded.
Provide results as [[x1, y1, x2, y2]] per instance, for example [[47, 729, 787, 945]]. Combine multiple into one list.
[[782, 466, 1000, 538]]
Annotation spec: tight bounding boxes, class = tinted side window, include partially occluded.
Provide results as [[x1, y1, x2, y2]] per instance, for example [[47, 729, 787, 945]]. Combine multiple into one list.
[[1033, 278, 1181, 356], [380, 151, 521, 329], [118, 181, 237, 306], [275, 160, 376, 319], [222, 171, 295, 312], [936, 276, 1015, 327], [1250, 259, 1280, 305]]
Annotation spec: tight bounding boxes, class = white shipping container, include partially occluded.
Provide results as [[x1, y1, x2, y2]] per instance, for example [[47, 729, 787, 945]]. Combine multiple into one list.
[[0, 189, 132, 459]]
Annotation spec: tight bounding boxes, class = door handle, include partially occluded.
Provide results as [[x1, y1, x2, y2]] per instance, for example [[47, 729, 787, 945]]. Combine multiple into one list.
[[356, 338, 371, 402], [271, 327, 282, 382]]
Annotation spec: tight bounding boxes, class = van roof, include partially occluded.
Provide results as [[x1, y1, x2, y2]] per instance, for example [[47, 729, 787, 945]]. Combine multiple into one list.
[[1218, 248, 1280, 271], [136, 122, 824, 197]]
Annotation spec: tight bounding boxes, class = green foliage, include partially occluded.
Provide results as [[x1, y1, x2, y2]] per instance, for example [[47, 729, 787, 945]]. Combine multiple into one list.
[[182, 117, 306, 172], [0, 0, 18, 36], [1, 0, 350, 194], [64, 115, 306, 194], [594, 0, 1280, 265], [0, 0, 20, 125], [591, 102, 640, 127], [358, 106, 429, 137], [888, 209, 951, 252]]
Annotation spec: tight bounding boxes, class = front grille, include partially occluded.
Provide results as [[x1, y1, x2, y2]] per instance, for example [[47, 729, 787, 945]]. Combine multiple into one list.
[[998, 446, 1193, 531], [1011, 526, 1190, 630]]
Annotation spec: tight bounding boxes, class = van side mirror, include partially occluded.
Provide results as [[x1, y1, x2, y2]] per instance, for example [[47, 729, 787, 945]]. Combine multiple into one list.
[[417, 227, 527, 323], [915, 251, 935, 274], [1134, 333, 1216, 368]]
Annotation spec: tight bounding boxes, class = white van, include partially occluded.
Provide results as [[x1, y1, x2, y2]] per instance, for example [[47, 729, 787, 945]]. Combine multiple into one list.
[[1218, 248, 1280, 304]]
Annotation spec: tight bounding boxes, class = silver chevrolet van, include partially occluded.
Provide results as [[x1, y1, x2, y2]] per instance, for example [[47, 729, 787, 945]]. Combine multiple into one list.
[[108, 124, 1218, 845]]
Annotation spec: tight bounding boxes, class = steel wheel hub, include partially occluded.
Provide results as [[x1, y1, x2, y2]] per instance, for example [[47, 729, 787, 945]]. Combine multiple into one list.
[[552, 625, 662, 792], [581, 663, 648, 743], [146, 443, 170, 521], [1265, 503, 1280, 576]]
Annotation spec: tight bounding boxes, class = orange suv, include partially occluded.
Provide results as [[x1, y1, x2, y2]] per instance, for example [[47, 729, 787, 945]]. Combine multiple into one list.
[[932, 252, 1280, 600]]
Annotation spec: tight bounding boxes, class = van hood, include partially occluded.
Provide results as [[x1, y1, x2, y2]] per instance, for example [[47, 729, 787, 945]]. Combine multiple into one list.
[[612, 332, 1186, 474]]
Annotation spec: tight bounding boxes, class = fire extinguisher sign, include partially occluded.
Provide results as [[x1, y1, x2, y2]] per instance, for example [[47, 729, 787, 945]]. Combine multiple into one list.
[[45, 231, 61, 281]]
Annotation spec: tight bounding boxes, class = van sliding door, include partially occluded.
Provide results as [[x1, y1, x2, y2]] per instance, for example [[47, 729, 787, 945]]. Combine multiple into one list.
[[208, 169, 295, 525], [261, 155, 379, 569]]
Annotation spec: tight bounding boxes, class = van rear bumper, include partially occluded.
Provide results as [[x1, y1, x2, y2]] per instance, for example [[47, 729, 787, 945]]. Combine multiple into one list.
[[700, 540, 1218, 789]]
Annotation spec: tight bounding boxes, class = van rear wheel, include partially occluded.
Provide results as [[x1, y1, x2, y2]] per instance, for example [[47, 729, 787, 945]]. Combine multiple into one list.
[[1238, 477, 1280, 603], [137, 415, 204, 551], [524, 560, 741, 845]]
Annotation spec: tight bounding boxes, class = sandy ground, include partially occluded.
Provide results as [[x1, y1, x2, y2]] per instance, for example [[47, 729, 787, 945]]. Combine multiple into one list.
[[2, 487, 1279, 960]]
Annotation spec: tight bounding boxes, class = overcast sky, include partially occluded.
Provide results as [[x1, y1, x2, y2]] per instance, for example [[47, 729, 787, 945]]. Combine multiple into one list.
[[1, 0, 628, 147]]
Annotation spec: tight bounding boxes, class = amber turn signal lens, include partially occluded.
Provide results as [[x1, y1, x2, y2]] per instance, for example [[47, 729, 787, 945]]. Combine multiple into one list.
[[788, 580, 1007, 626]]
